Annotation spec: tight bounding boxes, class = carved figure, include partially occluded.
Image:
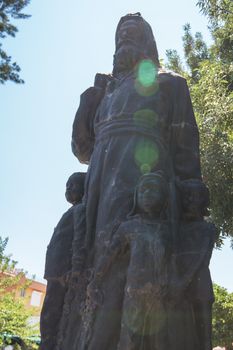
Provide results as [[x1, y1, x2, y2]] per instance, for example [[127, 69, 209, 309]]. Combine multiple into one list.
[[49, 13, 215, 350], [40, 172, 85, 350], [72, 13, 202, 260], [86, 172, 171, 349], [85, 172, 206, 349], [176, 179, 216, 350]]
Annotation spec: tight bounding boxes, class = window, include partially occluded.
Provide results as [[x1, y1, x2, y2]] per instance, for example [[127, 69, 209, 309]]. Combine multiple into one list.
[[30, 290, 42, 307], [20, 288, 26, 297]]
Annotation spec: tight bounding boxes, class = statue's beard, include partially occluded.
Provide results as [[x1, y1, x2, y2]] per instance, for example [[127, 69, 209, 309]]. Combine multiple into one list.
[[113, 44, 143, 76]]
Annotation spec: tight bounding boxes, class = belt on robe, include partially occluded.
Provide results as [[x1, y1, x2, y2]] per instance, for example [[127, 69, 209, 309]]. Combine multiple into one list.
[[94, 117, 166, 148]]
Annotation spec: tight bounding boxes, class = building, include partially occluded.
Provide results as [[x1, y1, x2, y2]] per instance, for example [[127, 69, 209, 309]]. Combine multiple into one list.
[[16, 278, 46, 315], [1, 270, 47, 326], [16, 276, 46, 326]]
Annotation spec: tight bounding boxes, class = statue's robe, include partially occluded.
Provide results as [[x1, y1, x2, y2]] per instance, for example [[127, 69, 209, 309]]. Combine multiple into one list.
[[40, 206, 74, 350], [176, 220, 216, 303], [68, 69, 202, 350], [55, 204, 88, 350], [72, 69, 201, 254], [85, 217, 198, 350], [175, 220, 216, 350]]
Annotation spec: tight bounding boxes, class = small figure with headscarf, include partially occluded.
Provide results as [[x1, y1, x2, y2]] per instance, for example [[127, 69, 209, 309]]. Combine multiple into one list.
[[86, 172, 172, 349], [84, 172, 204, 350]]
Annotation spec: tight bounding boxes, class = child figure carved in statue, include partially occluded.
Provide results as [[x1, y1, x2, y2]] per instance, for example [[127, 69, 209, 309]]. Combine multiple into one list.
[[176, 179, 216, 350], [40, 172, 86, 350], [87, 171, 172, 350]]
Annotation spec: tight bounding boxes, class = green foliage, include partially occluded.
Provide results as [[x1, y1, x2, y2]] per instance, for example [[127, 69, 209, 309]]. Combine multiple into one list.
[[0, 294, 31, 337], [165, 0, 233, 243], [212, 283, 233, 349], [0, 236, 34, 346], [0, 237, 25, 292], [0, 0, 31, 84], [197, 0, 233, 64], [182, 23, 209, 80], [0, 237, 17, 272], [165, 49, 185, 76], [191, 61, 233, 239]]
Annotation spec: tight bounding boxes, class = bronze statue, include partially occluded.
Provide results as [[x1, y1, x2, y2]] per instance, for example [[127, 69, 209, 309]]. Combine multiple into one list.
[[43, 13, 215, 350], [40, 172, 85, 350]]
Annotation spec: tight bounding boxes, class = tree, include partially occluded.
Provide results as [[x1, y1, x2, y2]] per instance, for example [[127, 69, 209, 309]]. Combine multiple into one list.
[[191, 60, 233, 241], [165, 49, 185, 76], [165, 0, 233, 244], [212, 283, 233, 349], [197, 0, 233, 64], [0, 236, 34, 346], [0, 0, 31, 84]]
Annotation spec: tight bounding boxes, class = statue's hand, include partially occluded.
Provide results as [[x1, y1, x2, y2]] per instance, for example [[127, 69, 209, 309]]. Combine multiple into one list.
[[94, 73, 112, 89], [64, 270, 72, 284], [168, 280, 186, 305], [87, 280, 104, 306], [70, 271, 80, 286]]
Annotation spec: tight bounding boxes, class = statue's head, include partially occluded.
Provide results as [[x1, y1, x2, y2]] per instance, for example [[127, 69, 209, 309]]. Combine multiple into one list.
[[65, 172, 86, 205], [131, 171, 168, 217], [113, 13, 160, 75], [179, 179, 210, 220]]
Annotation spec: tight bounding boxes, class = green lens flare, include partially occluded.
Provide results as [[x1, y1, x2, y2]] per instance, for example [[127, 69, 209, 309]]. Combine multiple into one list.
[[140, 163, 151, 174], [134, 140, 159, 174], [123, 298, 166, 335], [135, 59, 159, 96], [133, 109, 158, 128], [137, 59, 157, 87]]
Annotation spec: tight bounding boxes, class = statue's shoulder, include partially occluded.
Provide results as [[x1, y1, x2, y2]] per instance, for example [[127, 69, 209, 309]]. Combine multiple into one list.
[[179, 219, 216, 243], [48, 207, 74, 246], [158, 67, 185, 79], [158, 68, 187, 86], [119, 216, 164, 234], [80, 73, 111, 97], [182, 219, 215, 230], [118, 216, 142, 232], [80, 86, 100, 99], [56, 206, 74, 226], [73, 202, 85, 216]]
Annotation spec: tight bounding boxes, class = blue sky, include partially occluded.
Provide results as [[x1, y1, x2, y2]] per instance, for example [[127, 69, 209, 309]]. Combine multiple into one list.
[[1, 0, 232, 291]]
